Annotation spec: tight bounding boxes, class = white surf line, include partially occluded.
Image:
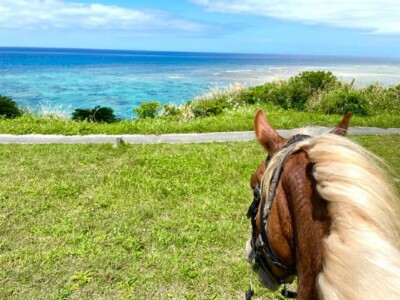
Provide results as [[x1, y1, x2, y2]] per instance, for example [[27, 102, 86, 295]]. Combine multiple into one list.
[[0, 127, 399, 144]]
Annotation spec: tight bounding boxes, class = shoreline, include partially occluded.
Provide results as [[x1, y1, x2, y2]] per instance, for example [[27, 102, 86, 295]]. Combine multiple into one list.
[[2, 48, 400, 119]]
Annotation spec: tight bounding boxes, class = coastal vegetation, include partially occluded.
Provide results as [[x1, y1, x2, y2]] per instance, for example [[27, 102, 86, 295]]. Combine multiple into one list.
[[0, 71, 399, 134], [72, 106, 118, 123], [1, 136, 399, 299], [136, 71, 399, 119], [0, 95, 21, 118]]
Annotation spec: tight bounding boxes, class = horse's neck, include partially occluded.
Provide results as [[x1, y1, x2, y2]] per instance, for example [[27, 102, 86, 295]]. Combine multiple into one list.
[[283, 154, 329, 300]]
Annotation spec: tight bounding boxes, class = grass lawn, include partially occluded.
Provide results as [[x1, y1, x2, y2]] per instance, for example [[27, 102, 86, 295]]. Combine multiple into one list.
[[1, 135, 399, 299], [1, 104, 400, 135]]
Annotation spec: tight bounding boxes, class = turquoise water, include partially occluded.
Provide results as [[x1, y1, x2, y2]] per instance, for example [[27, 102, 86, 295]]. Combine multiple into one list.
[[1, 47, 400, 119]]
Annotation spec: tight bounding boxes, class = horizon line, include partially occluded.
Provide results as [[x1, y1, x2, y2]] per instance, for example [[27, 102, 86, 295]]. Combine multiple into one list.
[[1, 46, 399, 61]]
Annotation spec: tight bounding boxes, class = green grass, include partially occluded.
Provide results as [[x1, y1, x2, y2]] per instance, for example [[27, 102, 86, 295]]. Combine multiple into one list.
[[1, 104, 400, 135], [1, 136, 399, 299]]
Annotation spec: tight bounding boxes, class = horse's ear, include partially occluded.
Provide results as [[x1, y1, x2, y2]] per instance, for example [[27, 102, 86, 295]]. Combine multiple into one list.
[[330, 112, 353, 136], [254, 109, 285, 154]]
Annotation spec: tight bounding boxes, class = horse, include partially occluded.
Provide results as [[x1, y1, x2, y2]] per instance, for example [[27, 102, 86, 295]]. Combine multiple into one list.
[[245, 109, 400, 299]]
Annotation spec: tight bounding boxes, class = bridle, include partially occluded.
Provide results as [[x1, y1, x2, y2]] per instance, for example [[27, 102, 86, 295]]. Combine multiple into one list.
[[246, 134, 311, 291]]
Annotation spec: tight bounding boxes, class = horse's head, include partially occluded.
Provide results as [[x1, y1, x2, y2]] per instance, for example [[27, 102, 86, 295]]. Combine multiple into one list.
[[245, 110, 352, 293]]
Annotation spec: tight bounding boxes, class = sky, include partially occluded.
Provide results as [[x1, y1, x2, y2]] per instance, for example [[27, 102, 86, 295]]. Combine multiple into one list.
[[0, 0, 399, 57]]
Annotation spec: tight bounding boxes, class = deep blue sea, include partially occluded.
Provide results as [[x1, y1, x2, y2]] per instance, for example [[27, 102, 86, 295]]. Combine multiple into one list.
[[1, 47, 400, 119]]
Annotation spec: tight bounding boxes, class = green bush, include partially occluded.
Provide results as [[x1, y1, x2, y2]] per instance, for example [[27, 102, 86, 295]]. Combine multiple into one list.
[[242, 72, 339, 111], [285, 78, 310, 110], [191, 95, 232, 117], [72, 106, 117, 123], [296, 71, 338, 91], [262, 82, 291, 108], [0, 96, 21, 118], [188, 84, 245, 117], [134, 101, 160, 119], [239, 84, 270, 104], [162, 104, 182, 117], [364, 84, 400, 115], [257, 81, 306, 110], [237, 81, 288, 108], [309, 85, 369, 116], [281, 71, 339, 110]]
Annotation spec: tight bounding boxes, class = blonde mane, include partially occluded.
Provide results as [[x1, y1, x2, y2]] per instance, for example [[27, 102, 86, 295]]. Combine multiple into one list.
[[262, 133, 400, 299]]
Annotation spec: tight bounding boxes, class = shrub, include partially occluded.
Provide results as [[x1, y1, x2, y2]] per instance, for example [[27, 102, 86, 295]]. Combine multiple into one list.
[[308, 85, 369, 116], [263, 82, 292, 108], [239, 84, 270, 104], [257, 80, 306, 110], [191, 95, 231, 117], [285, 78, 310, 110], [235, 81, 286, 108], [161, 104, 182, 118], [280, 71, 339, 110], [134, 101, 160, 119], [364, 84, 400, 115], [72, 106, 117, 123], [0, 95, 21, 118], [244, 72, 339, 111], [296, 71, 338, 91], [189, 84, 245, 118]]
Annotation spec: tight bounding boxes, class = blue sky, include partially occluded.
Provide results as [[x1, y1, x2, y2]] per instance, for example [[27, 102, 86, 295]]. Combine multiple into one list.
[[0, 0, 399, 57]]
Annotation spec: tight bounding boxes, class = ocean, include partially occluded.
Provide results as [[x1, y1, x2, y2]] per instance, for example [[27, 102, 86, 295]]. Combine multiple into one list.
[[1, 47, 400, 119]]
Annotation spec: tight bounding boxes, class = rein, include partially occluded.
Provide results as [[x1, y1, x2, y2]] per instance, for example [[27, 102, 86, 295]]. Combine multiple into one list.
[[246, 134, 311, 299]]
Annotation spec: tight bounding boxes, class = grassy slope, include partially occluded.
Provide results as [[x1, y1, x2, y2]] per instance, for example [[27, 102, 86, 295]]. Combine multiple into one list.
[[1, 104, 400, 135], [1, 136, 399, 299]]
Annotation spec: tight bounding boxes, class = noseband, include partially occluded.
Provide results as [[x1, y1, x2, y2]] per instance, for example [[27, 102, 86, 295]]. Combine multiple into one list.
[[247, 134, 311, 286]]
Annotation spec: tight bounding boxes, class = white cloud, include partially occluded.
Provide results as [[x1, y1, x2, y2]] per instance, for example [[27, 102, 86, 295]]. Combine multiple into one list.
[[192, 0, 400, 34], [0, 0, 208, 34]]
